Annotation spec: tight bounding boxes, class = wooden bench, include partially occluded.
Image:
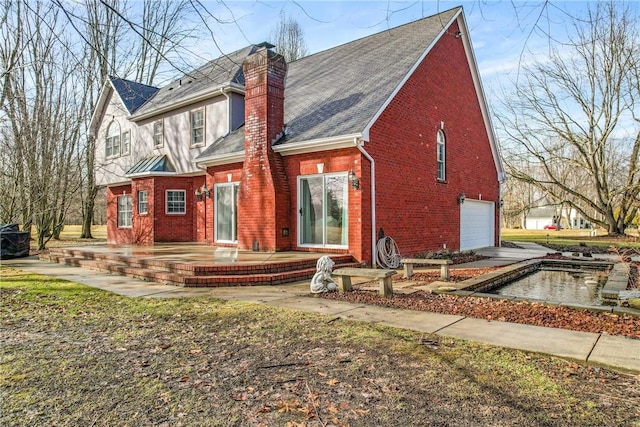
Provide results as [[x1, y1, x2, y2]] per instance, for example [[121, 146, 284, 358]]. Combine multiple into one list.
[[332, 268, 396, 297], [401, 258, 453, 280]]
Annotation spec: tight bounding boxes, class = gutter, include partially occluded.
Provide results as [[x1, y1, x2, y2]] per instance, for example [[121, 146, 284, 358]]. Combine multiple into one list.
[[130, 84, 244, 122], [125, 171, 177, 179], [195, 152, 245, 168], [355, 138, 377, 268], [273, 133, 362, 155]]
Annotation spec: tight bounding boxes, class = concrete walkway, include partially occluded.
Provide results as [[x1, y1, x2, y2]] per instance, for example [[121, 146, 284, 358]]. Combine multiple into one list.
[[2, 253, 639, 373]]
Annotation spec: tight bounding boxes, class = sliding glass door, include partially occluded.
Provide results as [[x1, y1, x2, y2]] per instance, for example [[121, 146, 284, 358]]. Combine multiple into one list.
[[299, 174, 348, 248]]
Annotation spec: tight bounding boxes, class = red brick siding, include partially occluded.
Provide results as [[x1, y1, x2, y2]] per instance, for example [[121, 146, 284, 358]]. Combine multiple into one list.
[[237, 48, 291, 252], [104, 22, 498, 262], [282, 148, 368, 262], [367, 20, 499, 255], [108, 177, 200, 244], [152, 176, 197, 242], [206, 163, 244, 245], [131, 178, 155, 244], [106, 185, 133, 244]]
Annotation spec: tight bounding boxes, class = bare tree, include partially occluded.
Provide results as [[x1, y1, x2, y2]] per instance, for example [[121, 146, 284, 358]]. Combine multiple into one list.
[[75, 0, 125, 238], [2, 0, 216, 244], [133, 0, 193, 85], [497, 2, 639, 235], [500, 158, 547, 228], [270, 11, 308, 62], [73, 0, 192, 238], [0, 1, 84, 249]]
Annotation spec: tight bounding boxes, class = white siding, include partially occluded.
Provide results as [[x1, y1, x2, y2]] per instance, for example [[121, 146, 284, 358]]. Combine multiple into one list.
[[95, 89, 230, 186]]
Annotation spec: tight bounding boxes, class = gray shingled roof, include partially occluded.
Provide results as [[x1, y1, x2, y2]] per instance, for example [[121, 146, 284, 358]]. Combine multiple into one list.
[[200, 125, 246, 159], [132, 45, 257, 118], [281, 7, 459, 144], [196, 7, 460, 161], [110, 77, 159, 114]]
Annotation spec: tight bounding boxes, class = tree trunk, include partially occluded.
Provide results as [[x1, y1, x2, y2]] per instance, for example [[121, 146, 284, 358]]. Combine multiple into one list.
[[81, 196, 95, 239]]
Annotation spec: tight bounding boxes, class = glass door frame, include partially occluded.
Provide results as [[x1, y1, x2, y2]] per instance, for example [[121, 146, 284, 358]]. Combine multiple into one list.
[[214, 181, 239, 243], [297, 172, 349, 249]]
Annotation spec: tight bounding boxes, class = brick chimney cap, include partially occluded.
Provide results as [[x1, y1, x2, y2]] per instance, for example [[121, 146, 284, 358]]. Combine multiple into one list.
[[255, 42, 275, 50]]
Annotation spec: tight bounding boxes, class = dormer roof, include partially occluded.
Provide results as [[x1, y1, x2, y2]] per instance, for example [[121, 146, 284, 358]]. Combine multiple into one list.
[[109, 77, 159, 114]]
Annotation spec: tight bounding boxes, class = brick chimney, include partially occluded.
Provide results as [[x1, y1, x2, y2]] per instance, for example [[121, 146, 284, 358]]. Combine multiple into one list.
[[236, 43, 291, 252]]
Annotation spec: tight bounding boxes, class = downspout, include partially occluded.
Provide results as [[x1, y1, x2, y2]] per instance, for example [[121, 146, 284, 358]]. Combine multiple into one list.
[[498, 171, 506, 247], [498, 181, 502, 247], [355, 138, 377, 267]]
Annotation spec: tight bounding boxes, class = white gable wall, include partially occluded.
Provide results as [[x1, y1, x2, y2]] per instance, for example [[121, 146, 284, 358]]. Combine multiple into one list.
[[95, 91, 229, 186], [95, 90, 139, 186]]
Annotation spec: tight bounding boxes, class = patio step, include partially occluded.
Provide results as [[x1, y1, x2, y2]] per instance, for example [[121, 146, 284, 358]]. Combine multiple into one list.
[[41, 250, 360, 287], [44, 247, 355, 276]]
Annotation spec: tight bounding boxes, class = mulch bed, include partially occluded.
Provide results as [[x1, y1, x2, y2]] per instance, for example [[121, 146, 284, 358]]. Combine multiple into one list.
[[322, 255, 640, 340], [323, 289, 640, 339]]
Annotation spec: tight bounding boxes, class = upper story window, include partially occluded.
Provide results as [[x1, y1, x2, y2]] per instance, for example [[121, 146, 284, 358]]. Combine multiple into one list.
[[121, 131, 130, 155], [166, 190, 186, 214], [105, 121, 131, 158], [153, 120, 164, 147], [117, 195, 132, 228], [105, 121, 121, 158], [190, 109, 204, 146], [436, 130, 446, 181], [137, 190, 148, 215]]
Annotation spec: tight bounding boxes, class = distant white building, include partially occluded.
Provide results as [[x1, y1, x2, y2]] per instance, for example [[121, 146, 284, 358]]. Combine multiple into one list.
[[525, 206, 591, 230], [525, 207, 559, 230]]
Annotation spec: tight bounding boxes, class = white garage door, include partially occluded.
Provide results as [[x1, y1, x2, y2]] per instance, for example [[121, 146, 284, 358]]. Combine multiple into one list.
[[460, 200, 495, 251]]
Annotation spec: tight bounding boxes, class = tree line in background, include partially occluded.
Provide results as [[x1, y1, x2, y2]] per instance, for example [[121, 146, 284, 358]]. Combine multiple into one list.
[[498, 2, 639, 235], [0, 0, 306, 249]]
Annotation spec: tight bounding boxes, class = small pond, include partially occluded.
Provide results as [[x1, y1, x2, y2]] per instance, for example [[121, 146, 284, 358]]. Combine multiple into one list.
[[489, 268, 607, 306]]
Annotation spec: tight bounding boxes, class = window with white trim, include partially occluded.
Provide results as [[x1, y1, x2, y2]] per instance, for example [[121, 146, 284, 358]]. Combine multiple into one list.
[[190, 109, 204, 146], [153, 120, 163, 147], [117, 195, 132, 227], [166, 190, 186, 214], [436, 130, 446, 181], [105, 121, 121, 158], [137, 190, 148, 215], [121, 131, 130, 155]]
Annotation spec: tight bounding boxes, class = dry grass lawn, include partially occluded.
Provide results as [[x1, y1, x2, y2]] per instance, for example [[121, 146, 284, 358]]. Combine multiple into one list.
[[1, 268, 639, 426]]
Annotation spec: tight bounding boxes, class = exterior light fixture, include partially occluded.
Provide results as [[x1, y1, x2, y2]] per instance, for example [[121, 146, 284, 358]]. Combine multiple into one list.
[[348, 170, 360, 190], [200, 183, 210, 199], [457, 192, 466, 205], [195, 183, 211, 201]]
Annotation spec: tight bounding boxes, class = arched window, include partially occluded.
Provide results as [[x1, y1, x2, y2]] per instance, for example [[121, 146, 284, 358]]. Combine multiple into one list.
[[436, 130, 446, 180], [106, 121, 121, 157]]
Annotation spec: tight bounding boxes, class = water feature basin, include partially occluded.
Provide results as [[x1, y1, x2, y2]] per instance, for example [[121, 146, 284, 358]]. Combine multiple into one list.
[[489, 267, 607, 306]]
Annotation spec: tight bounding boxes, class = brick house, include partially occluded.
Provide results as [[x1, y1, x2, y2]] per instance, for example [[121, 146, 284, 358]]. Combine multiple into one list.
[[90, 7, 505, 266]]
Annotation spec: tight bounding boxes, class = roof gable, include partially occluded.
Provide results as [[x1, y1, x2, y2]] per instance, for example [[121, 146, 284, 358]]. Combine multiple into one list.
[[280, 7, 461, 145], [109, 77, 159, 114], [189, 7, 503, 180]]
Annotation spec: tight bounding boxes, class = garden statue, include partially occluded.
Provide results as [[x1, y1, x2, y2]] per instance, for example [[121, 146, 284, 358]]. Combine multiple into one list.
[[310, 256, 338, 294]]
